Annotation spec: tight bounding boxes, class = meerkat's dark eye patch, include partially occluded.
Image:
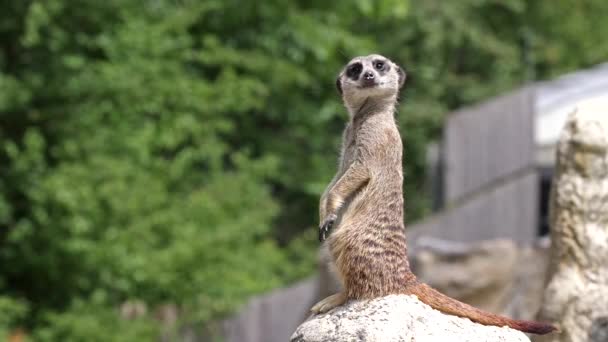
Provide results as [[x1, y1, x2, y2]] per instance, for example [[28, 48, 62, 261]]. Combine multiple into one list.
[[346, 62, 363, 80]]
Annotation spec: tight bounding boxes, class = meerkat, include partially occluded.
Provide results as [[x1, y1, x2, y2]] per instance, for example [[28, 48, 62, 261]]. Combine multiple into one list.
[[312, 54, 557, 335]]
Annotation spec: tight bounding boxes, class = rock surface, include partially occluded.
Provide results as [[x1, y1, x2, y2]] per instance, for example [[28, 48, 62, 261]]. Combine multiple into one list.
[[535, 100, 608, 342], [291, 294, 530, 342], [413, 237, 551, 321], [414, 238, 520, 315]]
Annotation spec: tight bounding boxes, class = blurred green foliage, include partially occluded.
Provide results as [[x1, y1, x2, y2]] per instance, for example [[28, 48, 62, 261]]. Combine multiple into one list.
[[1, 0, 607, 339]]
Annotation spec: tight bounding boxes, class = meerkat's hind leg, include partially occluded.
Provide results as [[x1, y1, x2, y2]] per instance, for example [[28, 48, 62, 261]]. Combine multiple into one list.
[[310, 292, 347, 314]]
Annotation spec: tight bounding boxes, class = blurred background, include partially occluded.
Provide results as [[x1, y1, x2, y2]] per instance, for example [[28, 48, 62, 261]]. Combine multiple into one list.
[[1, 0, 608, 341]]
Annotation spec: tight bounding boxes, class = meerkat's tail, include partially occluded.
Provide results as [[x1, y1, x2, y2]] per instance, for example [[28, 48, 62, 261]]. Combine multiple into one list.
[[404, 282, 557, 335]]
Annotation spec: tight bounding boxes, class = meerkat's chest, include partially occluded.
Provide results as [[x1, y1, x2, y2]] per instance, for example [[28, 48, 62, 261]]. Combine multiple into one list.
[[341, 141, 356, 168]]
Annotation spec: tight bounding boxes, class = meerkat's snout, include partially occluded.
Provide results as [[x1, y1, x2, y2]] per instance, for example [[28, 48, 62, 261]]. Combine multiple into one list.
[[360, 70, 377, 88]]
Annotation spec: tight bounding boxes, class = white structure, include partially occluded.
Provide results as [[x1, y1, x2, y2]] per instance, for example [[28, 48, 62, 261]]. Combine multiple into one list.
[[535, 63, 608, 166]]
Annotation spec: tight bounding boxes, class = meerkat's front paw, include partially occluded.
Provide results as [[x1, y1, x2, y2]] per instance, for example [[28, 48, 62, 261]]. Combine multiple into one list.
[[319, 213, 337, 242], [311, 292, 347, 314]]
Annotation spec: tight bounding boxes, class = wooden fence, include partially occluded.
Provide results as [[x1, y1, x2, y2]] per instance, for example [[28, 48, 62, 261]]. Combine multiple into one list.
[[443, 86, 536, 203]]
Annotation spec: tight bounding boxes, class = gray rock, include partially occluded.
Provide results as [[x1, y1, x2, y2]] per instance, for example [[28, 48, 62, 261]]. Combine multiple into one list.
[[536, 101, 608, 342], [413, 237, 551, 322], [413, 238, 520, 314], [291, 294, 530, 342]]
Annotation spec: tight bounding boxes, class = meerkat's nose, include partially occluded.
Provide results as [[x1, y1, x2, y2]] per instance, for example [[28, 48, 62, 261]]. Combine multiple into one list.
[[363, 71, 375, 80]]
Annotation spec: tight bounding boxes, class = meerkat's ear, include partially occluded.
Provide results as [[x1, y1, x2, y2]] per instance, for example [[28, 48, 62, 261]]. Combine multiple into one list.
[[397, 66, 406, 89], [336, 76, 343, 94]]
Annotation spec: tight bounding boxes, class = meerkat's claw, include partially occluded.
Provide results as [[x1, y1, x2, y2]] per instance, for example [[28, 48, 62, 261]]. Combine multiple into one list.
[[319, 226, 327, 242], [311, 293, 347, 314], [319, 214, 337, 242]]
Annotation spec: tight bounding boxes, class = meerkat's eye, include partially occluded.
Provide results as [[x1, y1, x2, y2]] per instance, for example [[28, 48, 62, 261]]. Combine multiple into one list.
[[374, 61, 385, 70]]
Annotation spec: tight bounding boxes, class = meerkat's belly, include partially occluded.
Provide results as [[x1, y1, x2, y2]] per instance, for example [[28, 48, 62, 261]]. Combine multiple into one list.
[[330, 231, 410, 299], [328, 182, 410, 299]]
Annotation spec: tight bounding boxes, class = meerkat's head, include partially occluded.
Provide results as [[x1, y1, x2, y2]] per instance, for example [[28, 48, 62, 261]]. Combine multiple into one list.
[[336, 54, 406, 111]]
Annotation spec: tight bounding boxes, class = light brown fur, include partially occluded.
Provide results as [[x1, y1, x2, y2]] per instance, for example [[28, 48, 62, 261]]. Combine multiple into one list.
[[312, 54, 557, 335]]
